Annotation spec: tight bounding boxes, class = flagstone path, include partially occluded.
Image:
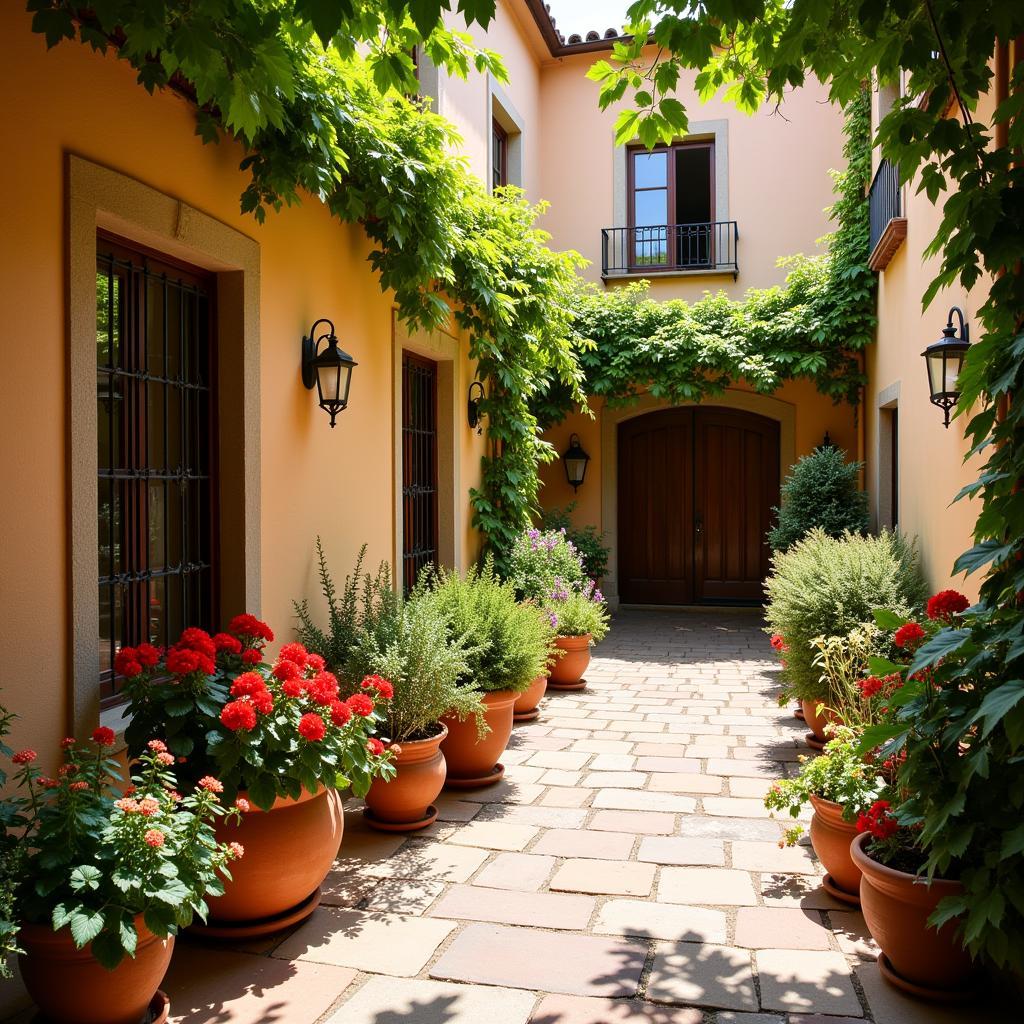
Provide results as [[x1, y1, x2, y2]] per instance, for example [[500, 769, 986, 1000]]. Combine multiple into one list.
[[8, 610, 1008, 1023]]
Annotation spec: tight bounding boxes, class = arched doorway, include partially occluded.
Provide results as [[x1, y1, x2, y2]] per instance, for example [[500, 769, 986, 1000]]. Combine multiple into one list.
[[617, 407, 780, 605]]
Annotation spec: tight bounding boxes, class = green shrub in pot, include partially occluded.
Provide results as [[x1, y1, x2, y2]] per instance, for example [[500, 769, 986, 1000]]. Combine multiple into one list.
[[543, 580, 609, 644], [422, 560, 553, 694], [764, 528, 925, 705]]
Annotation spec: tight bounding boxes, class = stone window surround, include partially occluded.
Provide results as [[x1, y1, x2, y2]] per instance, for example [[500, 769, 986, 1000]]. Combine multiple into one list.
[[392, 317, 464, 577], [612, 119, 731, 232], [875, 381, 901, 532], [68, 154, 261, 735], [488, 75, 526, 191], [599, 389, 795, 608]]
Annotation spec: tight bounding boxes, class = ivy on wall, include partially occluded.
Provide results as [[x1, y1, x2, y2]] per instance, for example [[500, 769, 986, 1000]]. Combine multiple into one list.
[[535, 91, 875, 427]]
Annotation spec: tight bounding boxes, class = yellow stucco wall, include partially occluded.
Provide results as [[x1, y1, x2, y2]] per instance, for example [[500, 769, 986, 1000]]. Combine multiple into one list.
[[862, 83, 992, 598], [536, 51, 846, 300], [0, 10, 485, 759]]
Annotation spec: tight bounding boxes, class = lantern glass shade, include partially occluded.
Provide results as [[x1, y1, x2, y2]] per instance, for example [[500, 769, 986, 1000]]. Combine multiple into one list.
[[563, 433, 590, 490], [303, 321, 357, 428], [921, 327, 969, 427]]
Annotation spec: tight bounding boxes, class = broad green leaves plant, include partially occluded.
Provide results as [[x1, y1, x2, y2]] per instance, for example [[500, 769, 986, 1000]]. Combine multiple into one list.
[[6, 740, 241, 970]]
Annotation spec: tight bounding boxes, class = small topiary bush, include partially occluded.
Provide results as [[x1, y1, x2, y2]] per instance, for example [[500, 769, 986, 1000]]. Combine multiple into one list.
[[764, 528, 926, 703], [768, 446, 869, 552]]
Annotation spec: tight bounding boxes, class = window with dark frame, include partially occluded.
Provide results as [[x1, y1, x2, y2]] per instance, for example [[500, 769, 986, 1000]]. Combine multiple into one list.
[[628, 141, 715, 269], [96, 235, 218, 704], [890, 408, 899, 529], [492, 119, 508, 192], [401, 352, 439, 592]]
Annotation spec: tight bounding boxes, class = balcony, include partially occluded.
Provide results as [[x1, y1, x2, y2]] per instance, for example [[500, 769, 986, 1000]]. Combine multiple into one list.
[[601, 221, 739, 279], [868, 157, 906, 271]]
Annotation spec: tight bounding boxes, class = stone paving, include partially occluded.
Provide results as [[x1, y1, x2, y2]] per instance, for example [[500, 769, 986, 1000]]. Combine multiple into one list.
[[20, 609, 1009, 1023]]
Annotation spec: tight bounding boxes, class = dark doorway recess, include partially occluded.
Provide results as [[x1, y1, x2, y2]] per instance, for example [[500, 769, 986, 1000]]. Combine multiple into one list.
[[401, 351, 439, 591], [617, 407, 780, 605]]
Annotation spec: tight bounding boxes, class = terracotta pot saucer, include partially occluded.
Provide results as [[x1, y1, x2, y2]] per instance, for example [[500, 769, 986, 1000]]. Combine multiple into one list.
[[148, 991, 170, 1024], [822, 873, 861, 906], [444, 762, 505, 789], [794, 704, 805, 721], [363, 804, 438, 833], [190, 888, 320, 940], [805, 731, 826, 751], [877, 952, 977, 1003], [547, 678, 587, 692], [513, 708, 541, 723]]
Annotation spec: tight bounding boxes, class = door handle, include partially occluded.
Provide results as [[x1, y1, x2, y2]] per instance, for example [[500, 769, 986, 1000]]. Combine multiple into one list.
[[694, 514, 703, 537]]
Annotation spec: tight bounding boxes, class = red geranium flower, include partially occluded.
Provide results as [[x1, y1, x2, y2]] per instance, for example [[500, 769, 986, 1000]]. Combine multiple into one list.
[[69, 780, 91, 792], [114, 647, 143, 678], [361, 675, 394, 700], [856, 799, 899, 840], [281, 679, 304, 698], [893, 622, 926, 650], [230, 672, 268, 698], [329, 700, 352, 727], [235, 798, 251, 813], [346, 693, 374, 717], [228, 841, 245, 859], [250, 688, 274, 715], [769, 634, 788, 653], [148, 739, 168, 752], [92, 726, 116, 747], [926, 590, 970, 621], [144, 829, 165, 849], [277, 642, 308, 667], [213, 632, 242, 655], [305, 653, 326, 672], [858, 676, 884, 699], [220, 699, 257, 732], [136, 643, 162, 667], [12, 749, 36, 765], [197, 776, 223, 793], [367, 738, 385, 756], [272, 660, 301, 682], [229, 614, 274, 643], [241, 649, 262, 666], [308, 672, 340, 706], [156, 751, 175, 766], [298, 713, 326, 742]]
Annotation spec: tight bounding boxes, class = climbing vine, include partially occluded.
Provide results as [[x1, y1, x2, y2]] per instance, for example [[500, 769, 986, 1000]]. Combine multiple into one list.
[[535, 91, 874, 426]]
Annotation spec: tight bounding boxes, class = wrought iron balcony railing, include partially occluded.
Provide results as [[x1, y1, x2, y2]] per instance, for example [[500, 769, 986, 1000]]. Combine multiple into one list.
[[602, 221, 739, 278], [868, 158, 906, 271]]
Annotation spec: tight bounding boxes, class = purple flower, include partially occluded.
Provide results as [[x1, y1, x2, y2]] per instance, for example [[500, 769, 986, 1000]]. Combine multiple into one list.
[[547, 612, 559, 629]]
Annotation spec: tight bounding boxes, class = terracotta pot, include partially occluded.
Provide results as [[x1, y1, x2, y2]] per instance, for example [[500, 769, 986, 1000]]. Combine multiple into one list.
[[441, 689, 517, 787], [364, 724, 448, 831], [19, 915, 173, 1024], [513, 674, 548, 721], [802, 699, 842, 747], [809, 794, 861, 903], [851, 832, 974, 999], [548, 634, 592, 688], [210, 785, 342, 923]]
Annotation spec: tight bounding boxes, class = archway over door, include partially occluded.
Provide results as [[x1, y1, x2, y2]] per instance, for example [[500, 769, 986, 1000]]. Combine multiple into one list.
[[617, 407, 780, 605]]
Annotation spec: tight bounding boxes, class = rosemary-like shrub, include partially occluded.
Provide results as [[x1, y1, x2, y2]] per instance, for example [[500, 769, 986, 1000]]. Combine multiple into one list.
[[764, 529, 925, 703], [421, 562, 553, 694]]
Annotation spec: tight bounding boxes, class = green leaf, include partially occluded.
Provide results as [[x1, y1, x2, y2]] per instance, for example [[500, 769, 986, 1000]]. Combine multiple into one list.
[[972, 680, 1024, 738], [907, 628, 971, 676], [872, 607, 907, 630], [867, 655, 905, 677], [69, 910, 105, 948]]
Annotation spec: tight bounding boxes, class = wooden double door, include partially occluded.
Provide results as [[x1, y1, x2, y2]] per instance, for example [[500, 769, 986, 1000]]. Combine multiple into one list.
[[618, 407, 780, 605]]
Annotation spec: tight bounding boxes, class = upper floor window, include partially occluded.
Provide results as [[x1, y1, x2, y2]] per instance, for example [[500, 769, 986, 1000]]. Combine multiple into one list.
[[492, 119, 508, 192], [96, 235, 218, 703], [629, 141, 714, 266]]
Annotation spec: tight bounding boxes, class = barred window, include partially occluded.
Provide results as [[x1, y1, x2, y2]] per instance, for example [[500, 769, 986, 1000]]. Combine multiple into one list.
[[96, 235, 218, 703]]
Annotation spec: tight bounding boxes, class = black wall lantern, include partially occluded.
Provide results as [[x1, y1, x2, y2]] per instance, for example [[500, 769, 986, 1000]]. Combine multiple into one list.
[[302, 318, 357, 428], [467, 380, 485, 434], [562, 433, 590, 491], [922, 306, 971, 428]]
